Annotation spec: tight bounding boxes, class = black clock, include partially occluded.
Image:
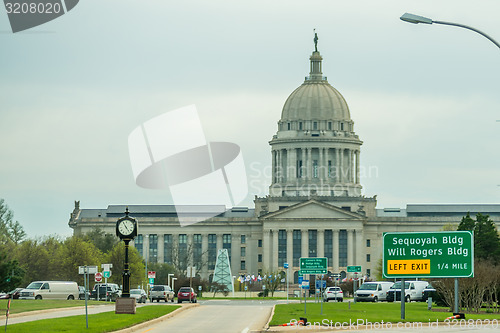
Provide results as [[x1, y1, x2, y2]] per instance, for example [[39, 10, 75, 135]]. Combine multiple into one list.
[[116, 213, 138, 240]]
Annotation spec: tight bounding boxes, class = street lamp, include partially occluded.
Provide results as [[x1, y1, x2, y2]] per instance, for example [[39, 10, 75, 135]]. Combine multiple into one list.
[[168, 273, 174, 288], [400, 13, 500, 50], [171, 277, 177, 293]]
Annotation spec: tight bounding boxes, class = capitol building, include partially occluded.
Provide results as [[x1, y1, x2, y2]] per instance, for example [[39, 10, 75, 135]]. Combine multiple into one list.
[[69, 42, 500, 283]]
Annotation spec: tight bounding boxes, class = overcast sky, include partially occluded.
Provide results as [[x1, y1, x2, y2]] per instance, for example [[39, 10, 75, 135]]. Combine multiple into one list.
[[1, 0, 499, 238]]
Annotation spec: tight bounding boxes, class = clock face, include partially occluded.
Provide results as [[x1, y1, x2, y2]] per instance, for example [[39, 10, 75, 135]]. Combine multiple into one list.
[[118, 219, 135, 237]]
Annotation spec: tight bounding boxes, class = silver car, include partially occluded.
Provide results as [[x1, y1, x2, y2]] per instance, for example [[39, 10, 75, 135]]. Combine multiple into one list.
[[130, 289, 147, 303], [149, 285, 175, 302]]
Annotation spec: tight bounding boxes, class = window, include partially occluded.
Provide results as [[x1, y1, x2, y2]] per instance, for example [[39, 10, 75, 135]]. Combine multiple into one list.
[[278, 230, 287, 267], [299, 122, 303, 130], [208, 234, 217, 270], [328, 122, 332, 130], [178, 234, 187, 270], [223, 234, 232, 261], [297, 160, 303, 178], [308, 230, 317, 257], [324, 230, 333, 267], [366, 239, 371, 247], [293, 230, 301, 267], [240, 247, 246, 257], [258, 239, 262, 247], [164, 234, 172, 264], [366, 254, 371, 262], [258, 254, 262, 262], [313, 160, 318, 178], [287, 122, 291, 130], [339, 230, 347, 267], [241, 235, 246, 244], [193, 234, 202, 269], [149, 234, 158, 263], [340, 123, 344, 131], [367, 269, 371, 277], [313, 121, 318, 130], [241, 261, 246, 270], [341, 206, 351, 212], [135, 234, 143, 257]]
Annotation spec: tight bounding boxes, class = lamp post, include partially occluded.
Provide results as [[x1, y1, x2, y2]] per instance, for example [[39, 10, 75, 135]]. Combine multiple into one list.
[[400, 13, 500, 49], [168, 273, 174, 288], [144, 234, 149, 298], [172, 277, 177, 294]]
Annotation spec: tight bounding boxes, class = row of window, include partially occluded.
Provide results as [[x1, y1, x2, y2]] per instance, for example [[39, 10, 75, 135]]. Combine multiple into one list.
[[281, 120, 350, 131]]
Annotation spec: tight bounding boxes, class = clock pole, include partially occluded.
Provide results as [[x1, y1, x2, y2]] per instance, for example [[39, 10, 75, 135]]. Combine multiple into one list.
[[122, 239, 131, 297], [115, 207, 138, 314]]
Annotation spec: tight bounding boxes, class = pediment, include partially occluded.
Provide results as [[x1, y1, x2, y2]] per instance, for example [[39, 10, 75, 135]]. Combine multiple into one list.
[[261, 199, 365, 220]]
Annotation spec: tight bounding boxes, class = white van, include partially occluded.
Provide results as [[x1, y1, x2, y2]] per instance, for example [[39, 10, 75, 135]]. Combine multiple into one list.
[[19, 281, 79, 300], [354, 282, 394, 302], [386, 280, 428, 302]]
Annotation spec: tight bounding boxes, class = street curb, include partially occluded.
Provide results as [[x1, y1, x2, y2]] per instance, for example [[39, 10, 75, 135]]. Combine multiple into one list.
[[261, 304, 276, 331], [113, 303, 200, 333]]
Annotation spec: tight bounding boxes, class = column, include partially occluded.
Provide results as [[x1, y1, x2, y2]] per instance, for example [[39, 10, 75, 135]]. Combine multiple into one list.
[[332, 230, 339, 272], [232, 234, 240, 273], [158, 234, 165, 263], [301, 148, 306, 180], [201, 233, 209, 279], [301, 229, 308, 258], [286, 229, 293, 269], [263, 230, 271, 270], [317, 229, 325, 258], [336, 148, 341, 183], [276, 150, 281, 183], [187, 234, 194, 268], [355, 229, 365, 268], [272, 229, 279, 271], [217, 234, 223, 251], [307, 148, 312, 181], [271, 150, 278, 183], [319, 147, 323, 180], [350, 149, 355, 183], [144, 234, 150, 261], [323, 148, 329, 180], [347, 230, 354, 266], [355, 150, 360, 184]]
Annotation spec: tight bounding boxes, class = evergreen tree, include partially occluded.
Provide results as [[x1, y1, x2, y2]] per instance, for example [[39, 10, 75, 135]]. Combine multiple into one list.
[[457, 212, 500, 263]]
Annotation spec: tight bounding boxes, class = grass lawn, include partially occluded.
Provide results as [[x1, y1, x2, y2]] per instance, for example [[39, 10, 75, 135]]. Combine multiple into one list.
[[0, 305, 181, 333], [0, 299, 104, 315], [269, 302, 500, 326]]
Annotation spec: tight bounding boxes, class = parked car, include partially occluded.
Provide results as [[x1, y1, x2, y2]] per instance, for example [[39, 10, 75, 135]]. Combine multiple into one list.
[[177, 287, 197, 303], [130, 289, 147, 303], [9, 288, 23, 299], [150, 285, 175, 302], [421, 284, 437, 302], [323, 286, 343, 302], [78, 286, 91, 300], [354, 282, 393, 302], [386, 281, 428, 302], [0, 292, 9, 299], [19, 281, 79, 300], [91, 283, 121, 301]]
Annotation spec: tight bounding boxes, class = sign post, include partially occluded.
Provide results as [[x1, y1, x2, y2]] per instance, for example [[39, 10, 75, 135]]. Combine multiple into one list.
[[284, 262, 289, 303], [383, 231, 474, 319]]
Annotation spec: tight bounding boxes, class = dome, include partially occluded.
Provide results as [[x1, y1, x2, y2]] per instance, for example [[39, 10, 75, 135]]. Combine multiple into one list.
[[281, 81, 351, 121], [280, 49, 351, 122]]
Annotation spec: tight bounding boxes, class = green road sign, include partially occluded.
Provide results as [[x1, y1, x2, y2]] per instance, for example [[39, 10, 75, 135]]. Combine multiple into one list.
[[103, 271, 111, 278], [299, 257, 327, 274], [383, 231, 474, 278], [149, 278, 154, 284], [347, 265, 361, 272]]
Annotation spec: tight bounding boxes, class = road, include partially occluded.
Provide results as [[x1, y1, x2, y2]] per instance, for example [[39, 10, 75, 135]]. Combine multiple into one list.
[[131, 299, 278, 333]]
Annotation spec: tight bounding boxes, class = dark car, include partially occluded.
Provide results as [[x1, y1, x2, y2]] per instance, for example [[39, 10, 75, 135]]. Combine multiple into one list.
[[91, 283, 121, 301], [177, 287, 197, 303], [421, 284, 436, 302]]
